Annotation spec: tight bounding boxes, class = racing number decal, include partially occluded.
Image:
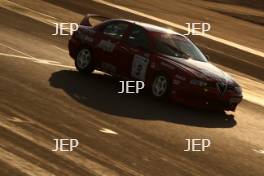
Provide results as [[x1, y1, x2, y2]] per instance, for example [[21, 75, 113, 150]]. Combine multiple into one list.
[[131, 54, 149, 81]]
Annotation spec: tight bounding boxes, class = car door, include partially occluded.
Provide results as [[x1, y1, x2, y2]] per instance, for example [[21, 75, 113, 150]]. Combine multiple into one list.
[[94, 21, 130, 74], [116, 25, 152, 81]]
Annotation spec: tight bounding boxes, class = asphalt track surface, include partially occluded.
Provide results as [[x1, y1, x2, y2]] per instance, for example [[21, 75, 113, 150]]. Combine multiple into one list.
[[0, 0, 264, 176]]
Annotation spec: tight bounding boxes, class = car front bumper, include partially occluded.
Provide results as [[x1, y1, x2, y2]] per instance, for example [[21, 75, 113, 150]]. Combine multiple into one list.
[[170, 86, 243, 111]]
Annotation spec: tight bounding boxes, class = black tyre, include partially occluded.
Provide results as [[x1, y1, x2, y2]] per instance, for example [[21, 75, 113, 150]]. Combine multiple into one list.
[[151, 73, 170, 98], [75, 48, 94, 74]]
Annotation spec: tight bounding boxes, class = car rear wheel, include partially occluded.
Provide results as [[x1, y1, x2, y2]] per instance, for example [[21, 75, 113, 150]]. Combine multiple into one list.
[[151, 73, 170, 98], [75, 48, 94, 74]]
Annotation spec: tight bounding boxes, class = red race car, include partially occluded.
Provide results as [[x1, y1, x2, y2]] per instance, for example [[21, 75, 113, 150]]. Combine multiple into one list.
[[68, 14, 243, 111]]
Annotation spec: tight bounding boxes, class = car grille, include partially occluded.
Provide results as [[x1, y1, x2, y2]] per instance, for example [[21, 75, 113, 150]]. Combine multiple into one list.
[[216, 82, 227, 95]]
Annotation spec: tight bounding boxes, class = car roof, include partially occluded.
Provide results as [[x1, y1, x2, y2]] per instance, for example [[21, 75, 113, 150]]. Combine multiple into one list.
[[108, 19, 185, 37]]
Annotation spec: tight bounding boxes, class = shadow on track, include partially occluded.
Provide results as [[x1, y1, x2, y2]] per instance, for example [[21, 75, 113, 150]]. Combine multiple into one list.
[[49, 70, 236, 128]]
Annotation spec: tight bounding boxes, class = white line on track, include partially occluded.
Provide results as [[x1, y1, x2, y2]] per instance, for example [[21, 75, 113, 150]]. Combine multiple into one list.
[[0, 114, 121, 176], [253, 149, 264, 154], [99, 128, 118, 135], [0, 52, 74, 69], [92, 0, 264, 58], [53, 45, 69, 53], [0, 53, 33, 60], [0, 0, 70, 32], [201, 45, 263, 69], [0, 43, 35, 59], [0, 147, 55, 176]]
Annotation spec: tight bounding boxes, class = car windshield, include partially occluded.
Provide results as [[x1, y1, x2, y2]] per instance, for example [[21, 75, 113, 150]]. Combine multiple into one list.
[[155, 33, 207, 62]]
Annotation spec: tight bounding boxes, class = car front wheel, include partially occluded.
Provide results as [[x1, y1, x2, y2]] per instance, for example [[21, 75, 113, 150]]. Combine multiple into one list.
[[151, 73, 170, 98], [75, 48, 94, 74]]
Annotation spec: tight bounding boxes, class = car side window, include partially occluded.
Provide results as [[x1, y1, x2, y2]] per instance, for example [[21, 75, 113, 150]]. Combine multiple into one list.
[[102, 22, 129, 40], [126, 25, 150, 51], [156, 40, 178, 57]]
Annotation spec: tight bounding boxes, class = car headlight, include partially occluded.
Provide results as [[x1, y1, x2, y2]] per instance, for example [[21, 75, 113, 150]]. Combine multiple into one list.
[[189, 79, 207, 87]]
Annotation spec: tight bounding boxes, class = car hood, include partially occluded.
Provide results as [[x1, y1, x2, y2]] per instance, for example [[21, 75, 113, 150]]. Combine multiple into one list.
[[163, 56, 233, 83]]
